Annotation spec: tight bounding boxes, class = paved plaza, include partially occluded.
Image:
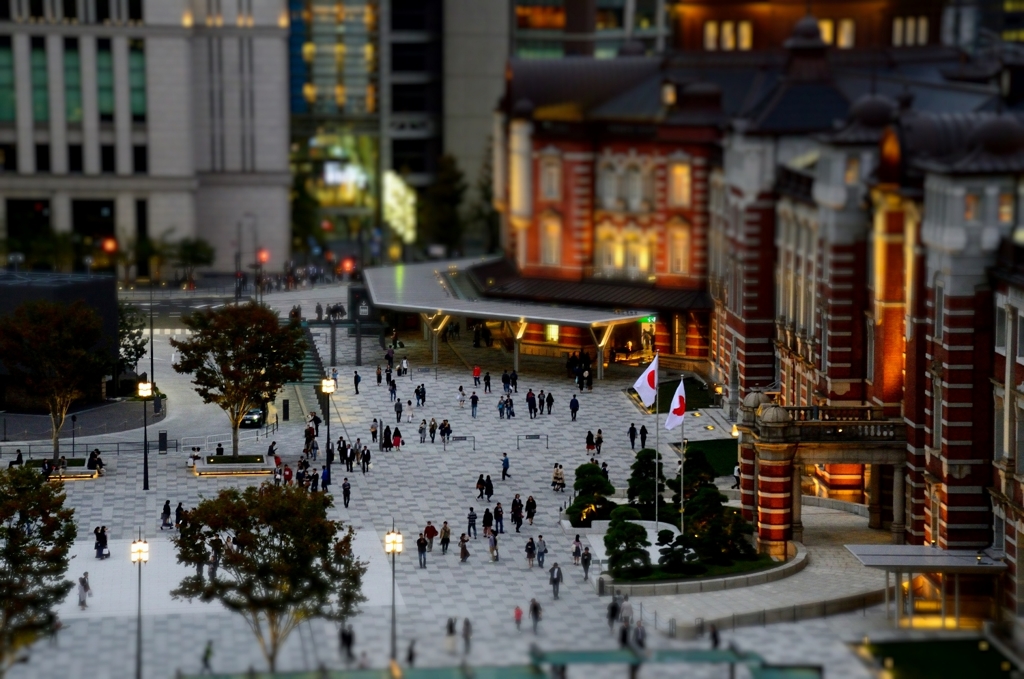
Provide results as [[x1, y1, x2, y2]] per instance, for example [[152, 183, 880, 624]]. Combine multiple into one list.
[[4, 285, 919, 679]]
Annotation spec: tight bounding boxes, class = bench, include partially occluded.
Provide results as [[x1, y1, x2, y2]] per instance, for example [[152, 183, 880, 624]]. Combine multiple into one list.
[[193, 455, 275, 477]]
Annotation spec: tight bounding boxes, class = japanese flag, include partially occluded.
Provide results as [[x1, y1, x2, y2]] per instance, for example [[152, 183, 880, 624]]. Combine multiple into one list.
[[665, 379, 687, 430], [632, 355, 659, 407]]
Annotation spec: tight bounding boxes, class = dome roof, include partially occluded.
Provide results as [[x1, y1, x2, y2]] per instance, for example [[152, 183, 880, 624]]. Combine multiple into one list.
[[849, 93, 898, 128], [785, 15, 826, 50], [968, 113, 1024, 156], [742, 391, 773, 408], [757, 404, 792, 424]]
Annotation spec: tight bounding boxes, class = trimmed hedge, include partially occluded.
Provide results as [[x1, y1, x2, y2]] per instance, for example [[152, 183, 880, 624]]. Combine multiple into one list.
[[204, 455, 266, 465], [25, 458, 86, 468]]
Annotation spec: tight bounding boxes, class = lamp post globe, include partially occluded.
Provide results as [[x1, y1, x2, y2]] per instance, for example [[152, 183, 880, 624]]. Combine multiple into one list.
[[138, 382, 152, 491], [130, 536, 148, 679], [321, 378, 335, 471], [384, 528, 402, 660]]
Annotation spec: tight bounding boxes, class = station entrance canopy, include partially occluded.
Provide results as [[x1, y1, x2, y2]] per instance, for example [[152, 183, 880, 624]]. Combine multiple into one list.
[[362, 257, 656, 378]]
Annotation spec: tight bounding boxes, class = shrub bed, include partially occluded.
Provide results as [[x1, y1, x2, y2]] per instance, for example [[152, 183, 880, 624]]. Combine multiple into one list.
[[204, 455, 266, 465], [25, 458, 86, 468]]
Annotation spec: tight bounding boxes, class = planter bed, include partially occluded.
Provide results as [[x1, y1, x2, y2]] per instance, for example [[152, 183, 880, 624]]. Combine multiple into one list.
[[22, 458, 97, 480], [193, 454, 274, 477]]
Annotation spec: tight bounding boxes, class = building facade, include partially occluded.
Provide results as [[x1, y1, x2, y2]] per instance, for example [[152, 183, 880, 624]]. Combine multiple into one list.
[[0, 0, 291, 276]]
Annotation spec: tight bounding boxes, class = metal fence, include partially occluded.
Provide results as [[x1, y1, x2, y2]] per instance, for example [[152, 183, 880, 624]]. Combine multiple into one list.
[[180, 418, 279, 452], [0, 439, 179, 458]]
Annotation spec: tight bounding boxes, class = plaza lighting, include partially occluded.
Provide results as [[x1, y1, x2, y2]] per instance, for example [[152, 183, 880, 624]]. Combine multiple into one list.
[[384, 524, 403, 660], [130, 534, 149, 679], [138, 382, 152, 491], [322, 378, 335, 472]]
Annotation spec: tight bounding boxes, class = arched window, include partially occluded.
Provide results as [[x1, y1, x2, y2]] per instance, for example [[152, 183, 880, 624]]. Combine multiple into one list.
[[540, 157, 561, 201], [598, 164, 618, 210], [668, 162, 692, 208], [625, 166, 643, 212], [596, 225, 620, 274], [540, 214, 561, 266], [668, 222, 690, 274], [624, 228, 650, 278]]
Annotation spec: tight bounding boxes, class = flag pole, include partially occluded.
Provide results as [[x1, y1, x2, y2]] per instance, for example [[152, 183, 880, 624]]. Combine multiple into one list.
[[680, 395, 685, 534], [654, 354, 659, 531]]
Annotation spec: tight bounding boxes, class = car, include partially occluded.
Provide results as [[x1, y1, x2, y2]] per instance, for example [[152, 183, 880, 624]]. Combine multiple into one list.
[[240, 408, 265, 428]]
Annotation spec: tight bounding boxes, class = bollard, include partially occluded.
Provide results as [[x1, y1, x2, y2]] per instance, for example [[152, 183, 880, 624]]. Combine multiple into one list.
[[283, 399, 290, 421]]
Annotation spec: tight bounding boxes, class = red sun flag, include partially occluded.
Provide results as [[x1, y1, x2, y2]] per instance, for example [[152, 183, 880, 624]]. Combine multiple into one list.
[[632, 355, 659, 407], [665, 379, 687, 431]]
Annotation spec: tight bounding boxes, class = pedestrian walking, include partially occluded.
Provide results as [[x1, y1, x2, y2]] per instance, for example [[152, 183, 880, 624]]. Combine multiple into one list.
[[321, 466, 330, 493], [370, 419, 378, 443], [392, 427, 402, 451], [571, 535, 583, 565], [406, 640, 416, 667], [710, 623, 720, 649], [586, 431, 596, 454], [160, 501, 172, 530], [361, 448, 371, 474], [200, 640, 213, 675], [732, 464, 741, 489], [459, 533, 471, 562], [498, 397, 506, 419], [473, 365, 481, 386], [471, 391, 479, 418], [482, 508, 493, 537], [525, 537, 536, 567], [595, 429, 604, 454], [639, 424, 648, 448], [628, 423, 637, 449], [494, 502, 505, 534], [537, 535, 547, 567], [342, 478, 351, 508], [607, 598, 620, 631], [549, 562, 563, 599], [395, 399, 403, 423], [569, 396, 580, 421], [476, 474, 485, 499], [77, 572, 91, 609], [633, 620, 646, 649], [620, 595, 634, 625], [416, 533, 428, 568], [488, 532, 499, 561], [424, 521, 438, 551], [529, 598, 542, 634], [175, 502, 185, 529], [546, 391, 554, 414], [376, 365, 383, 386], [467, 508, 478, 538], [458, 387, 466, 409], [501, 453, 511, 480], [429, 418, 438, 443], [340, 626, 355, 663], [353, 371, 361, 394], [483, 372, 491, 393], [582, 547, 592, 580], [525, 496, 537, 526], [484, 475, 494, 501], [462, 619, 473, 655], [445, 619, 457, 654], [439, 521, 451, 554], [618, 621, 631, 649], [419, 419, 427, 443], [514, 605, 523, 631]]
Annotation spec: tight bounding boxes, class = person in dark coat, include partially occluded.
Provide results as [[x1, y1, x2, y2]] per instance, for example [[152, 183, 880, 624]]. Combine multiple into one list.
[[383, 425, 392, 451], [639, 425, 648, 448], [546, 392, 554, 414], [628, 423, 638, 449], [481, 508, 493, 537], [484, 475, 494, 501]]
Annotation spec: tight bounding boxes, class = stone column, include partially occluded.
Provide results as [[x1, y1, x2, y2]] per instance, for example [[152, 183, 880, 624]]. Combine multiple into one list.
[[755, 442, 797, 558], [892, 463, 906, 545], [868, 463, 883, 529], [739, 437, 756, 522]]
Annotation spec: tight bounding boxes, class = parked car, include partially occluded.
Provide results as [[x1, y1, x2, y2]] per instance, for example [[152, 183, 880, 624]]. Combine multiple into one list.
[[240, 408, 265, 428]]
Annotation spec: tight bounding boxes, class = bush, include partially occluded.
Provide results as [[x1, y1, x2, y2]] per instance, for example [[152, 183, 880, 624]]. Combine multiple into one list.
[[604, 506, 650, 576], [611, 565, 654, 580], [627, 448, 670, 518], [566, 463, 615, 527]]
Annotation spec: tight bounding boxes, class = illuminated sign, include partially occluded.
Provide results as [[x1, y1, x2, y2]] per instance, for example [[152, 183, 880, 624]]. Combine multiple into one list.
[[383, 170, 417, 244]]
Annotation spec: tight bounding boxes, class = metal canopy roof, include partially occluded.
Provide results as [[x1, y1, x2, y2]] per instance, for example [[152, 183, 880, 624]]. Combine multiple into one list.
[[363, 258, 655, 328], [846, 544, 1007, 574]]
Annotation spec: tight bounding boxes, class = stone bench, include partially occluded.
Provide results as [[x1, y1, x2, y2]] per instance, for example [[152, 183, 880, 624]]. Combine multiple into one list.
[[193, 455, 275, 477]]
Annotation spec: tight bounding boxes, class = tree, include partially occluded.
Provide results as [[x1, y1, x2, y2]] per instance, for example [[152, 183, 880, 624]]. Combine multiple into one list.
[[174, 238, 215, 290], [656, 529, 706, 576], [566, 463, 615, 526], [684, 486, 756, 566], [117, 300, 148, 383], [290, 171, 322, 258], [171, 483, 366, 672], [170, 303, 305, 455], [418, 154, 467, 253], [0, 466, 77, 678], [603, 505, 651, 577], [0, 300, 109, 458], [626, 448, 668, 518]]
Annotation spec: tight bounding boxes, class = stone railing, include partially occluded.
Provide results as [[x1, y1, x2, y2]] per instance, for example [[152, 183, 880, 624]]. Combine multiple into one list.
[[786, 406, 885, 421]]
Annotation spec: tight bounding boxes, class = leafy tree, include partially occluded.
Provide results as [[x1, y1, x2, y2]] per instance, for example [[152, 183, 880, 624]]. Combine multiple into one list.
[[566, 463, 615, 526], [171, 483, 366, 672], [656, 529, 706, 576], [170, 303, 305, 454], [290, 171, 322, 257], [684, 486, 755, 566], [627, 448, 668, 518], [0, 466, 77, 677], [603, 505, 650, 576], [174, 238, 215, 290], [117, 300, 148, 383], [418, 154, 467, 252], [0, 301, 109, 458]]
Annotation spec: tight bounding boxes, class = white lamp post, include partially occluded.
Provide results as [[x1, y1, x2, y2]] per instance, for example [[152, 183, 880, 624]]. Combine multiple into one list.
[[130, 535, 149, 679], [321, 378, 335, 470], [384, 525, 403, 660], [138, 382, 152, 490]]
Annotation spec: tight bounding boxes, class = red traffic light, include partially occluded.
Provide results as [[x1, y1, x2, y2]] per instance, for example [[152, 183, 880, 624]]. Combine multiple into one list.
[[101, 237, 118, 253], [342, 258, 354, 273], [257, 248, 270, 264]]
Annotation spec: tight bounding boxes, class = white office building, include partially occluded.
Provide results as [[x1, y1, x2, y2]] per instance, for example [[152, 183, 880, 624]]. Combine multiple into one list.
[[0, 0, 290, 275]]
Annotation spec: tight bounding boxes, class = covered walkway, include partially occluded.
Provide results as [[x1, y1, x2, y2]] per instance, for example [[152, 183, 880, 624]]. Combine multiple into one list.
[[362, 258, 655, 378]]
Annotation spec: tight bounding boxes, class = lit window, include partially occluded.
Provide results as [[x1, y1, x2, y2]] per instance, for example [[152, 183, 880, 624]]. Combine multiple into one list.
[[917, 16, 928, 45], [599, 165, 618, 210], [704, 21, 718, 50], [541, 215, 561, 266], [738, 21, 753, 50], [964, 193, 979, 222], [892, 17, 904, 46], [1000, 192, 1015, 224], [838, 19, 855, 48], [905, 17, 917, 46], [545, 325, 559, 343], [661, 82, 676, 107], [541, 158, 561, 201], [668, 162, 691, 208], [669, 225, 689, 274], [721, 21, 736, 51], [844, 156, 860, 185], [625, 166, 643, 212], [818, 19, 834, 45]]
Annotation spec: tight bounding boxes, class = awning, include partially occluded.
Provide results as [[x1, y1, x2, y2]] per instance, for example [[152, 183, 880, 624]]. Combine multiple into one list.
[[845, 544, 1006, 574]]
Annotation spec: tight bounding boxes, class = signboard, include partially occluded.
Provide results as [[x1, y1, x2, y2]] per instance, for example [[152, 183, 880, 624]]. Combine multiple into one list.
[[348, 285, 376, 322]]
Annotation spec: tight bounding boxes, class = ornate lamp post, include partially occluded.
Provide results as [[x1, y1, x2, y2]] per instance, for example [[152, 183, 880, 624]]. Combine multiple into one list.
[[384, 524, 403, 661], [138, 381, 152, 490], [130, 534, 149, 679]]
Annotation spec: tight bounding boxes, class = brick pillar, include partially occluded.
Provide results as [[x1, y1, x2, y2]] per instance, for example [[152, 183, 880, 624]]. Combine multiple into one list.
[[868, 463, 883, 529], [755, 443, 797, 558], [739, 436, 757, 522]]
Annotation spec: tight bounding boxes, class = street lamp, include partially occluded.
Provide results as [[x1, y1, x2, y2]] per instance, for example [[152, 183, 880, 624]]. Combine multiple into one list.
[[384, 524, 403, 661], [83, 255, 94, 276], [138, 382, 152, 491], [321, 378, 335, 471], [130, 533, 149, 679]]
